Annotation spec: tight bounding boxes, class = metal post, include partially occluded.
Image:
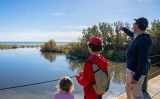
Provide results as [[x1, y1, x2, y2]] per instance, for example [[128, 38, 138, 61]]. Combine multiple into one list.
[[142, 59, 151, 91]]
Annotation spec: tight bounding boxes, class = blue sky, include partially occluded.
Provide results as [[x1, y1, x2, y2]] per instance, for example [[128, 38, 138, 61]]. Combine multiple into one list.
[[0, 0, 160, 42]]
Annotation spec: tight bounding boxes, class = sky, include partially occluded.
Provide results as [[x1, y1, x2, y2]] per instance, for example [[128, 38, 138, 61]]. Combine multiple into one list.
[[0, 0, 160, 42]]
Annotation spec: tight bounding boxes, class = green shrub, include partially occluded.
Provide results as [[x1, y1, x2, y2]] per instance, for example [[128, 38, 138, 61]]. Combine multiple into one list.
[[101, 50, 126, 61], [66, 39, 89, 58], [40, 39, 56, 52]]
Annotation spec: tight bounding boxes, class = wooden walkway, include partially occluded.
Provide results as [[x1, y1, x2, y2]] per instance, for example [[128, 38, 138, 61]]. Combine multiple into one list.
[[117, 75, 160, 99]]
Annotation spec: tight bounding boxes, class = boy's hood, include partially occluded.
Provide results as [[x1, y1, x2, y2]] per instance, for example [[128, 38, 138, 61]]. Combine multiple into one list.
[[88, 55, 109, 72]]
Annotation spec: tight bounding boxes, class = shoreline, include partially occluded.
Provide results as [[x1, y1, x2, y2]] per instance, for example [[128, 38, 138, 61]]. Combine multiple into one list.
[[0, 42, 69, 45], [0, 43, 67, 49]]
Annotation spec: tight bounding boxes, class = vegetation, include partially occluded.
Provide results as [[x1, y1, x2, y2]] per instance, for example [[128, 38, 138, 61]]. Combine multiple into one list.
[[0, 44, 39, 50], [65, 38, 89, 58], [40, 39, 67, 53], [147, 20, 160, 56], [147, 20, 160, 64], [0, 45, 12, 49], [65, 21, 131, 61], [40, 20, 160, 63], [66, 20, 160, 62]]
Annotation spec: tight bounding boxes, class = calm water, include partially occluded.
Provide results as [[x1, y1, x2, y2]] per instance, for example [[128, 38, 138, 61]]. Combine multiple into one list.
[[0, 42, 69, 45], [0, 48, 159, 99]]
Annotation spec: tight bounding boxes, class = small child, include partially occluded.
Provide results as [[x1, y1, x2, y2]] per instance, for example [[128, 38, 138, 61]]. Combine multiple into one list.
[[53, 76, 74, 99]]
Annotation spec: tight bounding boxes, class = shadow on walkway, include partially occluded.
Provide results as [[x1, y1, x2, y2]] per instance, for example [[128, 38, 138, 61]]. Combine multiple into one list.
[[143, 91, 152, 99]]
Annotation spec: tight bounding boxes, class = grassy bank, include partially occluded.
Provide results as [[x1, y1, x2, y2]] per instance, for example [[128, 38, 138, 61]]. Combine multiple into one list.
[[0, 45, 12, 49], [0, 44, 40, 49]]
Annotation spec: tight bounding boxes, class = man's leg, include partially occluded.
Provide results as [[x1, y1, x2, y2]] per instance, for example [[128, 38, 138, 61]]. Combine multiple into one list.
[[125, 71, 134, 99], [131, 75, 145, 99]]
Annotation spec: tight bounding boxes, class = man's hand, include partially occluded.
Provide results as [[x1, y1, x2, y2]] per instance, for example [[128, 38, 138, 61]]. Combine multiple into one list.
[[131, 78, 138, 84], [119, 26, 123, 30]]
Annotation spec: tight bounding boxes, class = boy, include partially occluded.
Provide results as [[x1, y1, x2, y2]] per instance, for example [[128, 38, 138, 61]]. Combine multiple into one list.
[[76, 37, 109, 99]]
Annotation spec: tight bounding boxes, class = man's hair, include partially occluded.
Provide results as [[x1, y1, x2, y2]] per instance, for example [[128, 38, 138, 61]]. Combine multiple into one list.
[[56, 76, 74, 93], [88, 43, 103, 52]]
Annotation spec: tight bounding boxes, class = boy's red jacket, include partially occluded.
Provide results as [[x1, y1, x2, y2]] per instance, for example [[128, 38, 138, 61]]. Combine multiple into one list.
[[76, 54, 109, 99]]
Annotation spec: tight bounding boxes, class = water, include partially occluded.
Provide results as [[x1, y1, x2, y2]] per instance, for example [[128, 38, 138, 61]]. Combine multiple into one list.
[[0, 42, 69, 45], [0, 48, 159, 99]]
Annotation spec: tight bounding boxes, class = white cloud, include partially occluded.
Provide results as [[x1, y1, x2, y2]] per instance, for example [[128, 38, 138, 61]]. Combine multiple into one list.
[[0, 27, 15, 29], [37, 19, 42, 22], [51, 13, 64, 16], [32, 30, 41, 32], [27, 11, 30, 13], [0, 31, 82, 42], [0, 27, 7, 29], [0, 27, 29, 31], [65, 25, 91, 29]]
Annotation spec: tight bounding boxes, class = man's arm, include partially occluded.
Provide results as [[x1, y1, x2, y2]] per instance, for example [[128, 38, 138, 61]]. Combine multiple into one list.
[[119, 26, 134, 38]]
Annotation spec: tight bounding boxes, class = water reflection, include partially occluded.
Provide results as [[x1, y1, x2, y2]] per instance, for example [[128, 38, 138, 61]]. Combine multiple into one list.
[[109, 62, 126, 84], [41, 52, 63, 62], [40, 52, 84, 73], [40, 52, 160, 85], [66, 58, 84, 73]]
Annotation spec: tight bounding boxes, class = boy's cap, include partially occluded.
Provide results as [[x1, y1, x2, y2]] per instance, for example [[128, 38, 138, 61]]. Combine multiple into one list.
[[88, 37, 103, 46], [134, 17, 148, 30]]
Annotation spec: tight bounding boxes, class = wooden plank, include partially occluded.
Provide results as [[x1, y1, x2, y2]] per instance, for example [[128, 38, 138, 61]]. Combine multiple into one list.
[[117, 75, 160, 99]]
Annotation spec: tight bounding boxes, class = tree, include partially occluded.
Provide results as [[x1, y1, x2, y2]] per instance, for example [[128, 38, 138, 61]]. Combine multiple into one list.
[[99, 23, 114, 46], [40, 39, 56, 52], [147, 20, 160, 56], [113, 21, 131, 50], [49, 39, 56, 52], [91, 25, 101, 37]]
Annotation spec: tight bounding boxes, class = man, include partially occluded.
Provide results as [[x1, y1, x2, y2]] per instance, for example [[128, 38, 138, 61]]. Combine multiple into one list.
[[119, 17, 152, 99]]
